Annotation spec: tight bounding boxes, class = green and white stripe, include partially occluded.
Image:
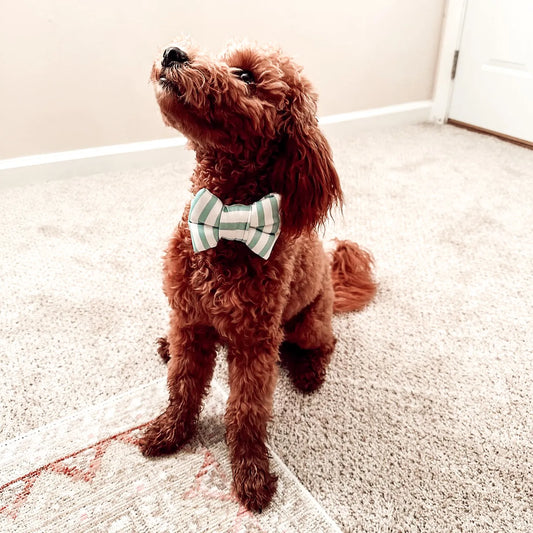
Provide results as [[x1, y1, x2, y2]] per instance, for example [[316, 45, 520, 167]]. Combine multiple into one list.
[[188, 188, 281, 260]]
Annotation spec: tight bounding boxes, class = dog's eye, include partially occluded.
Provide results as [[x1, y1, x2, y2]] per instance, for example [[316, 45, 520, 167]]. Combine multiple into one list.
[[234, 69, 255, 84], [240, 71, 254, 84]]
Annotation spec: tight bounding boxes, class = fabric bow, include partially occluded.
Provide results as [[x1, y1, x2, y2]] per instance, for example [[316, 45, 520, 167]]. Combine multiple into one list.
[[188, 188, 282, 260]]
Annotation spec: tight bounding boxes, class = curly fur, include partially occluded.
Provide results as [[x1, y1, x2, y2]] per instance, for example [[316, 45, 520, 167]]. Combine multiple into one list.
[[138, 40, 376, 511]]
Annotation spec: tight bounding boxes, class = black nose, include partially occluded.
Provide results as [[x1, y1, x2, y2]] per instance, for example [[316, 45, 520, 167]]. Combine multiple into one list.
[[162, 47, 189, 68]]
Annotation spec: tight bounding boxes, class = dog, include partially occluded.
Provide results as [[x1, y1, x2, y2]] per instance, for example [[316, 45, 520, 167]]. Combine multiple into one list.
[[139, 40, 376, 512]]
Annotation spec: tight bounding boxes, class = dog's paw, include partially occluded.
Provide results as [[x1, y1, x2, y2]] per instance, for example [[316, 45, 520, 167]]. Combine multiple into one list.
[[233, 461, 278, 512], [281, 344, 328, 393], [290, 362, 326, 393], [138, 409, 192, 457], [157, 336, 170, 363]]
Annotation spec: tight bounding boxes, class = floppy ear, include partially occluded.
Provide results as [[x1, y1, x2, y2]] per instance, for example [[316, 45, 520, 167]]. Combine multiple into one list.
[[272, 89, 343, 236]]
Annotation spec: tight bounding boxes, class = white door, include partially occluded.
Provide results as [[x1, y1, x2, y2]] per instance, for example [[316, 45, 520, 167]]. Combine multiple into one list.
[[449, 0, 533, 144]]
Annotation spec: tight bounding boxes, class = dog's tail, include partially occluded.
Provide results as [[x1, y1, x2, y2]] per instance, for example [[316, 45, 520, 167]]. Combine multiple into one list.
[[330, 239, 376, 313]]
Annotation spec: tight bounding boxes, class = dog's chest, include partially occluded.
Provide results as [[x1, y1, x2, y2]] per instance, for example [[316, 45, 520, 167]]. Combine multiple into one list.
[[165, 237, 287, 329]]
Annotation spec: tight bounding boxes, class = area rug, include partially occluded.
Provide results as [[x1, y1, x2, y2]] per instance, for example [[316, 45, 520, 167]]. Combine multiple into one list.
[[0, 379, 340, 532]]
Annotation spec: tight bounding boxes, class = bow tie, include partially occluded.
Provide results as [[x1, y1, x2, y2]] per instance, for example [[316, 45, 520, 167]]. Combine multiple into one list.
[[188, 188, 282, 260]]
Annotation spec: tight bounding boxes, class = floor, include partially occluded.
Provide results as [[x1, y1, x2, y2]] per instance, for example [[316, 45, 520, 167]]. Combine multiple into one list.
[[1, 123, 532, 532]]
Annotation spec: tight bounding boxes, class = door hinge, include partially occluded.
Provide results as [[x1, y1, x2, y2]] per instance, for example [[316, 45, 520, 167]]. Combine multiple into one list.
[[451, 50, 460, 80]]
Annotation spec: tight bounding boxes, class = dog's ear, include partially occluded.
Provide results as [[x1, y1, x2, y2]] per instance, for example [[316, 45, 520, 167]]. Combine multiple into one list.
[[272, 88, 343, 237]]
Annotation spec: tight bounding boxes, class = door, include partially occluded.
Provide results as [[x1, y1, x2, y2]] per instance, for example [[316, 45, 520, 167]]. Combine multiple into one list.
[[448, 0, 533, 145]]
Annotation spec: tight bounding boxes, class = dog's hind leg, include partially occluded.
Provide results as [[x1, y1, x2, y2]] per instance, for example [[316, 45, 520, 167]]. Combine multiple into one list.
[[281, 285, 337, 393], [139, 322, 219, 456]]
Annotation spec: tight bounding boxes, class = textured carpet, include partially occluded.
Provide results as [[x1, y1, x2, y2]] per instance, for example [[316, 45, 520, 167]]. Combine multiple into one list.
[[1, 124, 532, 531], [269, 125, 533, 532]]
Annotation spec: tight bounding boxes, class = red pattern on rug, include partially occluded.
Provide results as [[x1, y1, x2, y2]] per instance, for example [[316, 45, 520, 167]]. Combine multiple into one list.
[[0, 423, 267, 531], [0, 423, 148, 520]]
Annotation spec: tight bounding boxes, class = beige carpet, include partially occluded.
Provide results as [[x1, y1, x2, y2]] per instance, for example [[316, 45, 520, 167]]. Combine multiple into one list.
[[1, 124, 532, 531], [270, 125, 533, 531]]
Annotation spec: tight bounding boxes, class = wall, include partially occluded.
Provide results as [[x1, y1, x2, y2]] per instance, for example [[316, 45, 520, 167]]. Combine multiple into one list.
[[0, 0, 445, 159]]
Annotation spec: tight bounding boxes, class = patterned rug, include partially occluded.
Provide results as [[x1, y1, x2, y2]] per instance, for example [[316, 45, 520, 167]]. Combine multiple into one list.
[[0, 380, 340, 533]]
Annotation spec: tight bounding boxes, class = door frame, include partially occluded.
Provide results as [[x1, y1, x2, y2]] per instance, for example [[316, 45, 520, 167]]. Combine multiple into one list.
[[431, 0, 469, 124]]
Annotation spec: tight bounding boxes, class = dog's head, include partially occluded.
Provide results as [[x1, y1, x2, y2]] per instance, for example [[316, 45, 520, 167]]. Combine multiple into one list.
[[152, 41, 342, 235]]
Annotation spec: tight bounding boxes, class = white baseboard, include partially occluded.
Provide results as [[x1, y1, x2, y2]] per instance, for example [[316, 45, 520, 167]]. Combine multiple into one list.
[[0, 138, 188, 189], [0, 100, 431, 188], [320, 100, 432, 136]]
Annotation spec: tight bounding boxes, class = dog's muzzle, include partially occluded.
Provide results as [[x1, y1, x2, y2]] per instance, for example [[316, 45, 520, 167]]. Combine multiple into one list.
[[161, 46, 189, 68]]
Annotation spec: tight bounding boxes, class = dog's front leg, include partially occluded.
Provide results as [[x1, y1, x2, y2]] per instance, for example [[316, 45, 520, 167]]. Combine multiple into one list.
[[139, 324, 218, 456], [225, 334, 281, 512]]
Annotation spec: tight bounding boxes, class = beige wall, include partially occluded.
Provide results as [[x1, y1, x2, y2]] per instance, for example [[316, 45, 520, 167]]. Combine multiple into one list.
[[0, 0, 445, 159]]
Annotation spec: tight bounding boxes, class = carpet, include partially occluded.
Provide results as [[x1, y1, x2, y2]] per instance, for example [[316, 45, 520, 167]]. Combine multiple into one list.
[[1, 123, 532, 531], [269, 124, 533, 531]]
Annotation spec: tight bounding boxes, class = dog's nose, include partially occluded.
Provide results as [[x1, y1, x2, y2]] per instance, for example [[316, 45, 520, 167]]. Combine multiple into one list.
[[161, 46, 189, 68]]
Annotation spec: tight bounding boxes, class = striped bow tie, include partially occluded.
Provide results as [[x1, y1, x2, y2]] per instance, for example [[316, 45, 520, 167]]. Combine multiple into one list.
[[188, 188, 282, 260]]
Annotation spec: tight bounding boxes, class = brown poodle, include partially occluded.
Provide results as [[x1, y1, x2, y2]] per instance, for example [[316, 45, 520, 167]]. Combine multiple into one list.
[[139, 40, 376, 512]]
